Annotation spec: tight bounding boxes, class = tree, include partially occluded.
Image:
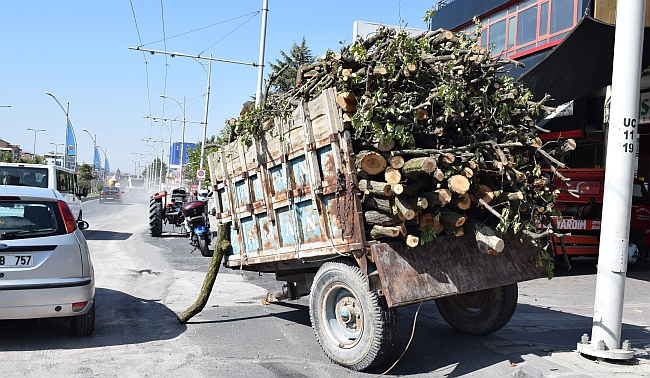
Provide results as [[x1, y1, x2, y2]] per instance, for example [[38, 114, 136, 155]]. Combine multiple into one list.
[[185, 135, 221, 185], [267, 36, 315, 93], [0, 151, 14, 163], [78, 163, 94, 192], [142, 158, 167, 186]]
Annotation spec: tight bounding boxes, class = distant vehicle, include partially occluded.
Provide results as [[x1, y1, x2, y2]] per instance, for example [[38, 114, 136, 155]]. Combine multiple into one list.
[[0, 185, 95, 336], [99, 186, 123, 204], [0, 163, 88, 221]]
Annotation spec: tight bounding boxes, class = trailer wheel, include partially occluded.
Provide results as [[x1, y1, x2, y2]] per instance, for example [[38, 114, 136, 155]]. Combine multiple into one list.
[[435, 283, 518, 336], [149, 198, 163, 237], [309, 259, 397, 371]]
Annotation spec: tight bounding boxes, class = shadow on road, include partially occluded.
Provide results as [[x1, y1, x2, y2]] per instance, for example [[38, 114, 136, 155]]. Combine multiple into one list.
[[0, 288, 186, 351], [82, 229, 133, 241]]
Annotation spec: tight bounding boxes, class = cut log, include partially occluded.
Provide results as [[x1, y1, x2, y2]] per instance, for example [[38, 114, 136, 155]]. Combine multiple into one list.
[[373, 138, 395, 152], [336, 91, 358, 112], [455, 193, 472, 210], [468, 220, 505, 254], [395, 195, 416, 220], [359, 179, 392, 197], [364, 196, 392, 213], [478, 184, 498, 204], [461, 166, 474, 179], [548, 138, 576, 159], [370, 225, 401, 239], [431, 168, 445, 182], [384, 167, 402, 184], [392, 181, 423, 196], [447, 175, 470, 195], [406, 235, 420, 248], [389, 155, 405, 169], [402, 156, 438, 179], [439, 209, 466, 228], [422, 189, 452, 207], [356, 150, 387, 175], [419, 212, 434, 228], [364, 210, 400, 226]]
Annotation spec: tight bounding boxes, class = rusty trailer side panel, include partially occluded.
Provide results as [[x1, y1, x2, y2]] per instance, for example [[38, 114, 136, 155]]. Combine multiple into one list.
[[370, 232, 547, 308], [208, 88, 365, 268]]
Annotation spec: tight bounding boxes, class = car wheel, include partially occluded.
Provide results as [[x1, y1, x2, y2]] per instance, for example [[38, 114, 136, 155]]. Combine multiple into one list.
[[70, 302, 95, 337]]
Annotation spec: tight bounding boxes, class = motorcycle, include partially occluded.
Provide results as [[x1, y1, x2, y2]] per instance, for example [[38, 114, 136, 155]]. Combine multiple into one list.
[[181, 190, 212, 257]]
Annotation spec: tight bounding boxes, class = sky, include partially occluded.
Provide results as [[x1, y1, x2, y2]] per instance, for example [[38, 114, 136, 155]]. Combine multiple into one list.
[[0, 1, 433, 175]]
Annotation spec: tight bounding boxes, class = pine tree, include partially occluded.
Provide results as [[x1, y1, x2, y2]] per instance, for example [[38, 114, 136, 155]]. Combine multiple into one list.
[[267, 37, 315, 93]]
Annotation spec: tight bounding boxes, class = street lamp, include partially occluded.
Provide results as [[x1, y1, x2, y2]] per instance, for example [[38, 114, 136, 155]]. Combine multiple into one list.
[[81, 128, 102, 180], [159, 94, 186, 188], [44, 91, 74, 170], [142, 138, 167, 191], [49, 142, 63, 166], [26, 128, 45, 158]]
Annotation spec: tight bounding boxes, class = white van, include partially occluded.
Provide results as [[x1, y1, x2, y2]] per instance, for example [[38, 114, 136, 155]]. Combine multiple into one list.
[[0, 163, 88, 221]]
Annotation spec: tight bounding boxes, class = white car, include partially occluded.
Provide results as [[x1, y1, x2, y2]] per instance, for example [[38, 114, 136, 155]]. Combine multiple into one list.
[[0, 186, 95, 336]]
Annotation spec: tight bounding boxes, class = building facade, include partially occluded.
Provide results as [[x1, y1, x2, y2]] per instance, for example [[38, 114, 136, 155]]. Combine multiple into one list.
[[431, 0, 650, 179]]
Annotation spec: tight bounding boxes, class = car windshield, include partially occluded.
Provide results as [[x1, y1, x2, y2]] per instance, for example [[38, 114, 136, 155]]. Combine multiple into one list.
[[102, 187, 119, 192], [0, 201, 61, 239], [0, 166, 48, 188]]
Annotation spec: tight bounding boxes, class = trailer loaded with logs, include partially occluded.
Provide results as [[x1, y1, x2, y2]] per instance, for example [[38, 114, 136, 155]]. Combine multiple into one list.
[[207, 26, 563, 370]]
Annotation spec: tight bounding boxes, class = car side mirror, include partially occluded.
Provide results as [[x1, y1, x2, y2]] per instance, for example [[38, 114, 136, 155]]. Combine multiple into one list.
[[77, 220, 89, 230]]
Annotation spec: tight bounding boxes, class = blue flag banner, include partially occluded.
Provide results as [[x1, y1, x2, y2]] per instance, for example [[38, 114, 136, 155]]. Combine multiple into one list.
[[93, 146, 100, 169], [104, 156, 110, 176], [65, 119, 77, 156]]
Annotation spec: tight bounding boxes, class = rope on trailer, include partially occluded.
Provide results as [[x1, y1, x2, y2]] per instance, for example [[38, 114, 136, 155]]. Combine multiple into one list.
[[375, 301, 423, 377]]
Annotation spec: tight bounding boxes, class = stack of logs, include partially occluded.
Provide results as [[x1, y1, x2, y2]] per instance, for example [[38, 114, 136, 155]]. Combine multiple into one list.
[[255, 26, 573, 253]]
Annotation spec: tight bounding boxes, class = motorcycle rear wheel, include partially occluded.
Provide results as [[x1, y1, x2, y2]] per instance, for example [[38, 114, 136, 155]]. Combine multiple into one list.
[[198, 233, 211, 257]]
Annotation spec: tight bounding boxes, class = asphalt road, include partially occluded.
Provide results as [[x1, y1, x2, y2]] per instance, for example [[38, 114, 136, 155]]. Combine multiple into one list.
[[0, 190, 648, 377]]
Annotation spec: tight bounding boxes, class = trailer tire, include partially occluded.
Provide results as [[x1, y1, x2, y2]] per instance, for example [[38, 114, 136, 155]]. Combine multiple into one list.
[[149, 198, 163, 237], [435, 283, 518, 336], [310, 259, 397, 371]]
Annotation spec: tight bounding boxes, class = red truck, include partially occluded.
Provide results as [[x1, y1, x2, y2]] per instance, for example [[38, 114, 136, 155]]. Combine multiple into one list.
[[544, 168, 646, 264]]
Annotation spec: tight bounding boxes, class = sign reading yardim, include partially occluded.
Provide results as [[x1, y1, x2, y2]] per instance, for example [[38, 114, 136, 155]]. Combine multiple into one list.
[[196, 168, 206, 181]]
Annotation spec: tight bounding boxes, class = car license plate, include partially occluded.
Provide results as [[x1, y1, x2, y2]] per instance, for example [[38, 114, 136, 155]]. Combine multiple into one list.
[[194, 225, 206, 235], [0, 254, 34, 267]]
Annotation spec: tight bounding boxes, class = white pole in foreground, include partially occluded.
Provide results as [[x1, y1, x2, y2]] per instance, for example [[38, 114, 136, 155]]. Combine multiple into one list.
[[577, 0, 646, 361]]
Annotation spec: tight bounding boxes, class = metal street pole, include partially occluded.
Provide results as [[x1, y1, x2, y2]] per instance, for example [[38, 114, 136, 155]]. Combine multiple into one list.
[[44, 91, 73, 170], [160, 95, 187, 189], [49, 142, 63, 166], [577, 0, 646, 361], [255, 0, 269, 107], [198, 59, 211, 191], [26, 128, 45, 159]]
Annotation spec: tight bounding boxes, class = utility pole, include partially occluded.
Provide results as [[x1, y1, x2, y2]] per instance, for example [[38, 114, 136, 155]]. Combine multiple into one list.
[[198, 59, 211, 191], [255, 0, 269, 107], [577, 0, 646, 361]]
